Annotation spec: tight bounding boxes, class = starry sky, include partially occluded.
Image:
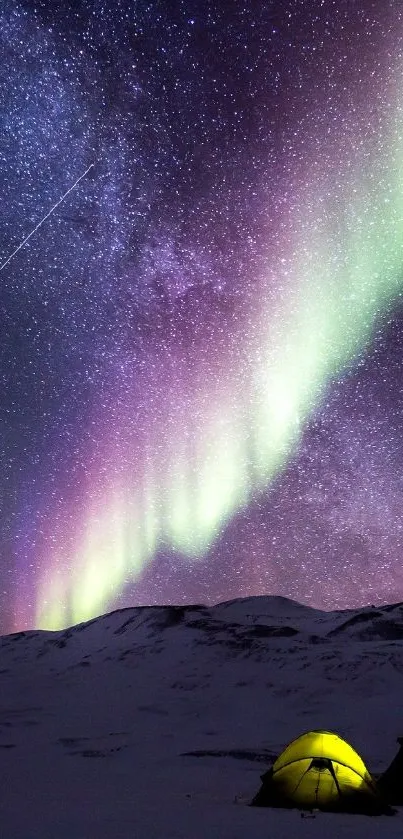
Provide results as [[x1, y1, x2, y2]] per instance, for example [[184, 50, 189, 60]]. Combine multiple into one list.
[[2, 0, 403, 633]]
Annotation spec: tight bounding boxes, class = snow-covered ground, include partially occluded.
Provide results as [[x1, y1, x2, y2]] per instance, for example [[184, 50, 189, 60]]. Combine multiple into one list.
[[1, 595, 403, 838]]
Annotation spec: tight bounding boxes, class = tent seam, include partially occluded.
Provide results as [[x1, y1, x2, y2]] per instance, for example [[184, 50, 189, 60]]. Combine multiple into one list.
[[274, 756, 372, 786]]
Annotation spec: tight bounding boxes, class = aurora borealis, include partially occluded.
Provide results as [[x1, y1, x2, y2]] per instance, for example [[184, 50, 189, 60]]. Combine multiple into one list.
[[2, 1, 403, 633]]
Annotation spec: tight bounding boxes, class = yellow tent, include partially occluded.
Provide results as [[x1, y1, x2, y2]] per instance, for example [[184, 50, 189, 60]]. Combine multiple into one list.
[[251, 730, 393, 815]]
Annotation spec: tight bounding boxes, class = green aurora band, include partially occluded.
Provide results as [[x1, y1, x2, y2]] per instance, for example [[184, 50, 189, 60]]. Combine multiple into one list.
[[35, 81, 403, 630]]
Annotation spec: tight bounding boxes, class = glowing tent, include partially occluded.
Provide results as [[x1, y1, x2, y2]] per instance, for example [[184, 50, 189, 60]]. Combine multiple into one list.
[[250, 730, 393, 815]]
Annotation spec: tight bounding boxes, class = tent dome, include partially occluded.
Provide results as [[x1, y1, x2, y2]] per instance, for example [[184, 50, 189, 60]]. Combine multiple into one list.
[[251, 729, 391, 815]]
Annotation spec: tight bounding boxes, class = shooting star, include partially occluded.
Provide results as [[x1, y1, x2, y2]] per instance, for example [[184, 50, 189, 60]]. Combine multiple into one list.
[[0, 163, 95, 272]]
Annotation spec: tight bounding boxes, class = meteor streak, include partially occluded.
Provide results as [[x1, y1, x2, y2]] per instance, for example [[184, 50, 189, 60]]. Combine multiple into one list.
[[0, 163, 95, 272]]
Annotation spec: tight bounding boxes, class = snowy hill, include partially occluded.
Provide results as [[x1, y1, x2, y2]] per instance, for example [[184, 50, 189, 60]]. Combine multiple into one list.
[[1, 595, 403, 838]]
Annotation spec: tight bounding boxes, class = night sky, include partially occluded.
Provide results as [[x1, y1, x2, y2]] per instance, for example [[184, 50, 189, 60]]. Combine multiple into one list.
[[2, 0, 403, 634]]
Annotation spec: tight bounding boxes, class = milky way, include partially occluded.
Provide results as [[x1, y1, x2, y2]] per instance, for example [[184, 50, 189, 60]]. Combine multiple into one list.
[[2, 1, 403, 632]]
